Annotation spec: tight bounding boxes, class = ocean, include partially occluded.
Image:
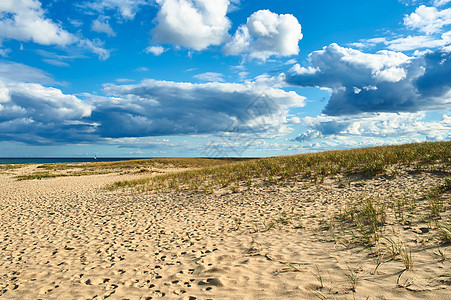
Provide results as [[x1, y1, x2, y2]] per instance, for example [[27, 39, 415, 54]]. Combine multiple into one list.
[[0, 158, 148, 165]]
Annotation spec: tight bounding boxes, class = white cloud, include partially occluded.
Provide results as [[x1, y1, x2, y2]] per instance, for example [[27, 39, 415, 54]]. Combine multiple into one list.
[[386, 34, 448, 51], [0, 46, 11, 57], [348, 37, 387, 49], [135, 67, 149, 72], [81, 0, 149, 20], [115, 78, 134, 83], [224, 9, 303, 60], [0, 79, 94, 144], [337, 46, 411, 71], [7, 82, 92, 119], [36, 49, 88, 67], [42, 59, 70, 67], [0, 0, 76, 46], [434, 0, 451, 6], [287, 116, 301, 124], [289, 64, 319, 75], [193, 72, 225, 82], [286, 44, 451, 116], [299, 43, 412, 83], [375, 67, 407, 82], [0, 76, 303, 144], [68, 19, 83, 28], [0, 0, 111, 60], [404, 5, 451, 34], [92, 79, 306, 138], [293, 112, 451, 143], [78, 38, 111, 60], [238, 71, 249, 80], [0, 81, 10, 103], [152, 0, 231, 50], [0, 61, 54, 84], [91, 17, 116, 37], [145, 45, 166, 56]]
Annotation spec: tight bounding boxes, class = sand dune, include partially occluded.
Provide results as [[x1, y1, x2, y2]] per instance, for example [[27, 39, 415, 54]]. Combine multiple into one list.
[[0, 165, 449, 299]]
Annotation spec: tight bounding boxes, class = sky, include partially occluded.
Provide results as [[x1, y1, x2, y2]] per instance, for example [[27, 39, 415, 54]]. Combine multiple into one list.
[[0, 0, 450, 158]]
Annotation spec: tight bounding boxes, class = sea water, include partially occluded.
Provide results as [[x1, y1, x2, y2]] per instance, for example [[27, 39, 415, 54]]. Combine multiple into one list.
[[0, 158, 148, 165]]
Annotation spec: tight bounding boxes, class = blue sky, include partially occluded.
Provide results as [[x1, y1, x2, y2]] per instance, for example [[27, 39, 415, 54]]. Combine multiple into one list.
[[0, 0, 450, 157]]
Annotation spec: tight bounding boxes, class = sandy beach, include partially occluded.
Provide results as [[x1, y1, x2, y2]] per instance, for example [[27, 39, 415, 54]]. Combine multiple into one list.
[[0, 162, 450, 299]]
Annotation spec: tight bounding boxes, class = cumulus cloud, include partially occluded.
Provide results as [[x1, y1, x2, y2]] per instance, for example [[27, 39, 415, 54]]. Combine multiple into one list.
[[90, 79, 305, 138], [293, 112, 451, 143], [404, 5, 451, 34], [224, 9, 303, 60], [152, 0, 231, 50], [0, 80, 94, 144], [352, 3, 451, 52], [145, 45, 166, 55], [0, 0, 76, 46], [0, 0, 110, 60], [285, 43, 451, 116], [415, 49, 451, 97], [81, 0, 149, 20], [0, 71, 308, 145], [91, 17, 116, 37], [0, 81, 10, 103], [375, 67, 407, 82]]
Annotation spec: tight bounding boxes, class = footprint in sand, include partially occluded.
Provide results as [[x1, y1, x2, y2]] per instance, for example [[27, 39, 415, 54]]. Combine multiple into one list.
[[198, 278, 223, 287], [84, 278, 109, 285], [38, 283, 59, 295]]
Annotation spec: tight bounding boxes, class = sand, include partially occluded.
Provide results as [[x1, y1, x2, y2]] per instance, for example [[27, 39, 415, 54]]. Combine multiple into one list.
[[0, 165, 449, 299]]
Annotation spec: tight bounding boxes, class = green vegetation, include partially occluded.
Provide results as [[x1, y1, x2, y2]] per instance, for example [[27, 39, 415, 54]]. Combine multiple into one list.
[[345, 267, 360, 292], [14, 158, 247, 180], [400, 246, 414, 270], [107, 141, 450, 192], [0, 164, 22, 171], [16, 172, 67, 180], [36, 157, 247, 172], [336, 196, 387, 249]]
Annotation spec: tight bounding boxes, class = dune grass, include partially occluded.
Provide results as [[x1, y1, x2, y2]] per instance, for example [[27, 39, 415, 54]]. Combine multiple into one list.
[[36, 157, 248, 171], [14, 158, 248, 180], [107, 141, 450, 192], [0, 164, 23, 171]]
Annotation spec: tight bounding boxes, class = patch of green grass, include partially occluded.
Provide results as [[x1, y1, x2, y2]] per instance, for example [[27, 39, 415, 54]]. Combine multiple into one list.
[[400, 246, 414, 270], [425, 180, 450, 220], [17, 158, 246, 181], [38, 157, 246, 172], [314, 264, 324, 289], [336, 196, 386, 249], [436, 223, 451, 244], [345, 267, 360, 292], [0, 164, 23, 171], [16, 172, 66, 180]]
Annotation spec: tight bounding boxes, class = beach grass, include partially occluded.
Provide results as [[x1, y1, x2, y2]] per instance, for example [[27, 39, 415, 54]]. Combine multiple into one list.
[[107, 141, 450, 192], [0, 164, 23, 172], [14, 158, 249, 180]]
